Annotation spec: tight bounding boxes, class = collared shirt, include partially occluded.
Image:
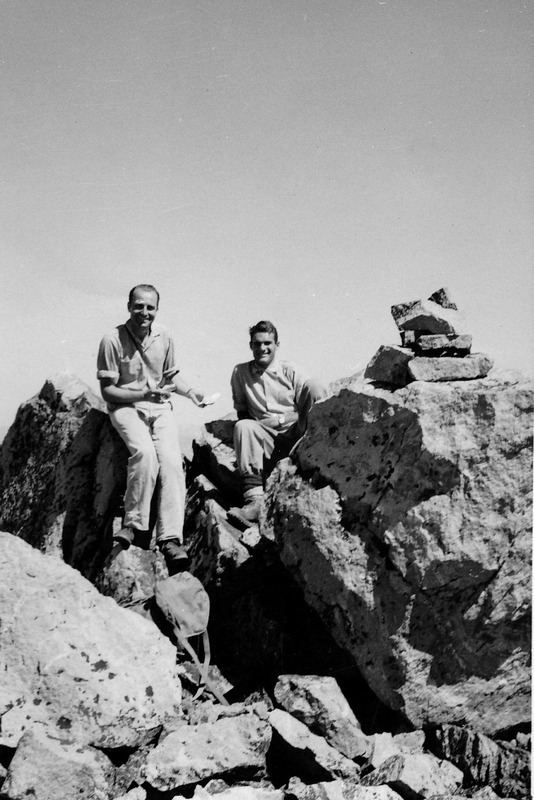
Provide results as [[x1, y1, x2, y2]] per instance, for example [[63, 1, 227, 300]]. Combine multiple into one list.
[[97, 320, 179, 409], [231, 358, 308, 422]]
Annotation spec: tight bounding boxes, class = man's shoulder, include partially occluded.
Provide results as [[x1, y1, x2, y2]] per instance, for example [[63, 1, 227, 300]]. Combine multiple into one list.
[[100, 324, 125, 344], [232, 360, 253, 375]]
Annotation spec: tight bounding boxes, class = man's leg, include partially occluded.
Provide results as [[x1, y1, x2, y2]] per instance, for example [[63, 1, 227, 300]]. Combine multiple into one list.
[[230, 418, 277, 523], [150, 407, 188, 572], [109, 405, 159, 537], [294, 378, 329, 437]]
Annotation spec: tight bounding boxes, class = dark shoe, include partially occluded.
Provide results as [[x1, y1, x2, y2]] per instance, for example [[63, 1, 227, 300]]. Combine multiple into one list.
[[160, 539, 190, 574], [113, 527, 135, 549], [227, 497, 262, 527]]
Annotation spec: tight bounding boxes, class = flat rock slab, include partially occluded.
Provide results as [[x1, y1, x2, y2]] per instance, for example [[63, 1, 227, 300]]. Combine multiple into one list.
[[0, 532, 182, 748], [414, 334, 472, 356], [2, 729, 116, 800], [144, 710, 271, 791], [269, 708, 360, 782], [274, 674, 369, 759], [408, 353, 493, 381], [361, 753, 463, 798], [391, 299, 464, 335]]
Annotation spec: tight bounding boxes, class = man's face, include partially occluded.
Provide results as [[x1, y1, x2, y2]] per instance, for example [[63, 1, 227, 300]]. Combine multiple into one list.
[[250, 331, 278, 369], [128, 289, 158, 335]]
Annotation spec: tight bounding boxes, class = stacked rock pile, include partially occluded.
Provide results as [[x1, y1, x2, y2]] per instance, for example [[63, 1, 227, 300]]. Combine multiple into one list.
[[364, 287, 493, 387]]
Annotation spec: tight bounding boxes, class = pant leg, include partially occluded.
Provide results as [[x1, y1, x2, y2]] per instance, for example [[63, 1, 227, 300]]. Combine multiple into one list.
[[294, 378, 329, 436], [109, 406, 159, 531], [233, 418, 278, 491], [150, 407, 186, 544]]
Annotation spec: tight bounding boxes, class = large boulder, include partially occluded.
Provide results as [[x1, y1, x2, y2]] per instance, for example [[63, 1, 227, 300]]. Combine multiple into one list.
[[1, 729, 117, 800], [0, 373, 127, 578], [0, 532, 182, 749], [263, 369, 532, 734]]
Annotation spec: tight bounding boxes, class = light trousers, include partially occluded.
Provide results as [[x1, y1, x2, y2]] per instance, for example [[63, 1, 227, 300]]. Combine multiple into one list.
[[109, 403, 185, 543], [233, 378, 328, 491]]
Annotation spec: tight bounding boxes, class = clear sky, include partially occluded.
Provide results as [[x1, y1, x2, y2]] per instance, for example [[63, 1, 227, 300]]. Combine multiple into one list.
[[1, 0, 532, 433]]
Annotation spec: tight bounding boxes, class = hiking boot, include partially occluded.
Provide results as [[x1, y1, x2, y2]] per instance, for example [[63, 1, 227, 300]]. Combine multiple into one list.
[[227, 496, 262, 527], [160, 539, 190, 574], [113, 527, 135, 549]]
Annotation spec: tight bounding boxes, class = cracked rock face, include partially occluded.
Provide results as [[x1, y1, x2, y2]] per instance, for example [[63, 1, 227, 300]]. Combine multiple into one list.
[[0, 532, 182, 749], [263, 369, 532, 734]]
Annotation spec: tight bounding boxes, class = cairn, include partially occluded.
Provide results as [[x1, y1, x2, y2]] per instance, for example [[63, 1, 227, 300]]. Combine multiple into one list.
[[364, 287, 493, 386]]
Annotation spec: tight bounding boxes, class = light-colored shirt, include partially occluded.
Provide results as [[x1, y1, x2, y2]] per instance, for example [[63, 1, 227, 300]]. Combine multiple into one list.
[[231, 358, 308, 423], [97, 320, 179, 409]]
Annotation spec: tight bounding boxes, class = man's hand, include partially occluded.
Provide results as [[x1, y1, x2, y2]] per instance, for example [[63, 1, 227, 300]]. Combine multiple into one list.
[[187, 389, 205, 406], [145, 387, 172, 403]]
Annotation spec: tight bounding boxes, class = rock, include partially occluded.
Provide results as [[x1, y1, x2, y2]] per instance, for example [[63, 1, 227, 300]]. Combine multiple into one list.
[[363, 731, 426, 773], [0, 532, 182, 749], [185, 476, 373, 698], [361, 753, 463, 798], [269, 708, 360, 782], [427, 724, 530, 799], [286, 777, 404, 799], [413, 334, 472, 356], [264, 369, 532, 733], [273, 674, 369, 758], [364, 346, 413, 387], [189, 417, 241, 503], [391, 297, 464, 336], [143, 710, 270, 791], [408, 353, 493, 382], [0, 374, 128, 579], [113, 789, 147, 800], [427, 288, 458, 309], [193, 784, 283, 798], [2, 729, 116, 800]]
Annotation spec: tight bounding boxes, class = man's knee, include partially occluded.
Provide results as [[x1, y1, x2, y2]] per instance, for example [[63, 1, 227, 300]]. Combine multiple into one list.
[[303, 378, 329, 403], [234, 418, 261, 445]]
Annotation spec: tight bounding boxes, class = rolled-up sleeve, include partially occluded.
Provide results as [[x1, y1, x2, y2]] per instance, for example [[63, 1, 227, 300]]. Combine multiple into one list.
[[96, 335, 120, 383]]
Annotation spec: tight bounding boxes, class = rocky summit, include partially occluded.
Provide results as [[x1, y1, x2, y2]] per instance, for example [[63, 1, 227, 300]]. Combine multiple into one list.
[[0, 292, 531, 799]]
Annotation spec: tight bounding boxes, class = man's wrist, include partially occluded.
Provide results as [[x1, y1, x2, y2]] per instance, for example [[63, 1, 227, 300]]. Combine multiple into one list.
[[278, 414, 286, 428]]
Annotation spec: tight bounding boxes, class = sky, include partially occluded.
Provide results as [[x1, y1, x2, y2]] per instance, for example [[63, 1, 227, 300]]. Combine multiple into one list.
[[1, 0, 532, 434]]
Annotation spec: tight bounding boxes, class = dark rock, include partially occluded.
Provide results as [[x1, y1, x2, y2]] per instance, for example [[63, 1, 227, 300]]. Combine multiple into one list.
[[364, 346, 414, 387], [427, 724, 531, 799]]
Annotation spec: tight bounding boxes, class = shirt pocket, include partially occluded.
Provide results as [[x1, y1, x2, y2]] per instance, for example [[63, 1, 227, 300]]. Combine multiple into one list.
[[120, 353, 145, 383]]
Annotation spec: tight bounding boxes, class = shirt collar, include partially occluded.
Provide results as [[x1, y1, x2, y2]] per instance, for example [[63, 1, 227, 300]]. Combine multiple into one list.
[[250, 357, 282, 376], [125, 319, 161, 345]]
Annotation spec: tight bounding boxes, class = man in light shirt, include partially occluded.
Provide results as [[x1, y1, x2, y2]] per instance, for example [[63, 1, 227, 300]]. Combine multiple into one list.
[[97, 284, 204, 572], [229, 320, 327, 525]]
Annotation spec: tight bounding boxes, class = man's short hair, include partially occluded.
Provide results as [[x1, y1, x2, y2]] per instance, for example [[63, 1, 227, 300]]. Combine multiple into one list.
[[249, 320, 278, 343], [128, 284, 160, 306]]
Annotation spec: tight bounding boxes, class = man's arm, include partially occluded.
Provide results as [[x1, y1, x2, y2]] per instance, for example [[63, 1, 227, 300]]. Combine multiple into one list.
[[231, 365, 251, 420], [99, 377, 157, 405], [171, 373, 204, 406]]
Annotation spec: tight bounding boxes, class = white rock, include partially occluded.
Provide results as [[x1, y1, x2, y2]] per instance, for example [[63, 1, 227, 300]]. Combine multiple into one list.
[[274, 674, 369, 758], [144, 711, 271, 791], [361, 753, 463, 798], [2, 729, 115, 800], [0, 532, 181, 748], [269, 708, 360, 781], [265, 371, 532, 733]]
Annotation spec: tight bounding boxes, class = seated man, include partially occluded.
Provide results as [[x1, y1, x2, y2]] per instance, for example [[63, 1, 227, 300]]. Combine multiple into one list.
[[97, 283, 204, 572], [229, 320, 327, 524]]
